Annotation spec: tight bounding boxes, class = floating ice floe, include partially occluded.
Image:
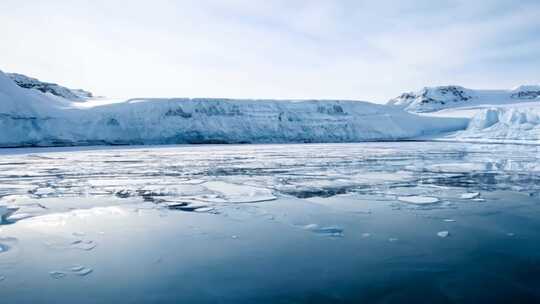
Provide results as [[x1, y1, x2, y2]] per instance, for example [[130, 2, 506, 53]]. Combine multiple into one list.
[[302, 224, 344, 237], [202, 181, 276, 203], [23, 206, 127, 229], [361, 233, 371, 238], [0, 194, 31, 204], [506, 232, 515, 237], [425, 163, 490, 173], [165, 202, 217, 214], [388, 238, 399, 242], [32, 187, 56, 197], [437, 231, 450, 238], [443, 219, 456, 222], [5, 213, 34, 222], [397, 196, 440, 205], [461, 192, 481, 199], [194, 207, 216, 213]]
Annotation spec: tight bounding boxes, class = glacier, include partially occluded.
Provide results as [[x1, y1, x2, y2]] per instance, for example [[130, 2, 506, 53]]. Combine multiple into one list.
[[389, 85, 540, 143], [2, 69, 539, 147], [0, 70, 467, 147]]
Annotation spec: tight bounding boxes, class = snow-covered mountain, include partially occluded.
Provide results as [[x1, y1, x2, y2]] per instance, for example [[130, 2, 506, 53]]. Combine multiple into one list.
[[0, 70, 466, 147], [7, 73, 93, 102], [388, 85, 540, 113]]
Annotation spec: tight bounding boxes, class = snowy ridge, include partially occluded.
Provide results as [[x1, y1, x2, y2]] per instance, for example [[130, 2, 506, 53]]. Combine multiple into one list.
[[7, 73, 93, 102], [389, 85, 540, 113], [0, 70, 467, 147]]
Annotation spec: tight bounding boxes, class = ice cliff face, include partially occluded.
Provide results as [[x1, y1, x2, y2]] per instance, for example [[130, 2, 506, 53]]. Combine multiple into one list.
[[7, 73, 93, 102], [389, 85, 540, 113], [452, 107, 540, 142], [0, 70, 467, 147]]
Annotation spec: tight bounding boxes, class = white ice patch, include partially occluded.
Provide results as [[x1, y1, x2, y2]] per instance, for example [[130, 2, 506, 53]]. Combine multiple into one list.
[[397, 196, 440, 205], [437, 231, 450, 238], [7, 210, 38, 221], [351, 171, 414, 183], [33, 187, 56, 197], [461, 192, 481, 199], [23, 206, 127, 229]]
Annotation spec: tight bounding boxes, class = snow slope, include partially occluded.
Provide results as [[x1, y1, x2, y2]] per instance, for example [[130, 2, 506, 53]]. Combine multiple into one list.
[[7, 73, 93, 102], [389, 85, 540, 113], [0, 70, 467, 147]]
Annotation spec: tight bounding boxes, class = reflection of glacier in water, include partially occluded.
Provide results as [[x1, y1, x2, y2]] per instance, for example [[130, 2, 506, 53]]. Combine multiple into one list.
[[0, 142, 540, 303]]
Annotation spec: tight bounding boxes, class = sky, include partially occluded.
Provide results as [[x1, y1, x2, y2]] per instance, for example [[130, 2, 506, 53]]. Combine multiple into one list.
[[0, 0, 539, 103]]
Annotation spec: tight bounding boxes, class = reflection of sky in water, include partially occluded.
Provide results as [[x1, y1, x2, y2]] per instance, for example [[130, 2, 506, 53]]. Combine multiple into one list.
[[0, 142, 539, 303]]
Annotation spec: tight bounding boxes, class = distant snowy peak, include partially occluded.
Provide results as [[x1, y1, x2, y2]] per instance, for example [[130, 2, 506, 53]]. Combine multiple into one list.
[[388, 86, 475, 113], [510, 85, 540, 100], [7, 73, 93, 102], [389, 85, 540, 113]]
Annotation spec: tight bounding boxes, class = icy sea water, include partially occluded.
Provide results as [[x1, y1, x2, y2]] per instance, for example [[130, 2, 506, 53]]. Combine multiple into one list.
[[0, 142, 539, 303]]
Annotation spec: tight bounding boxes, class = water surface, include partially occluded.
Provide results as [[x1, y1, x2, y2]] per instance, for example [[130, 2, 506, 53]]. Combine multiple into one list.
[[0, 142, 539, 303]]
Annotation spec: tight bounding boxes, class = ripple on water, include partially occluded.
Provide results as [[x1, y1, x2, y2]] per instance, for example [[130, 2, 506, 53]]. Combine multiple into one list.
[[70, 240, 97, 251], [70, 265, 93, 276], [0, 237, 17, 253], [49, 271, 67, 279]]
